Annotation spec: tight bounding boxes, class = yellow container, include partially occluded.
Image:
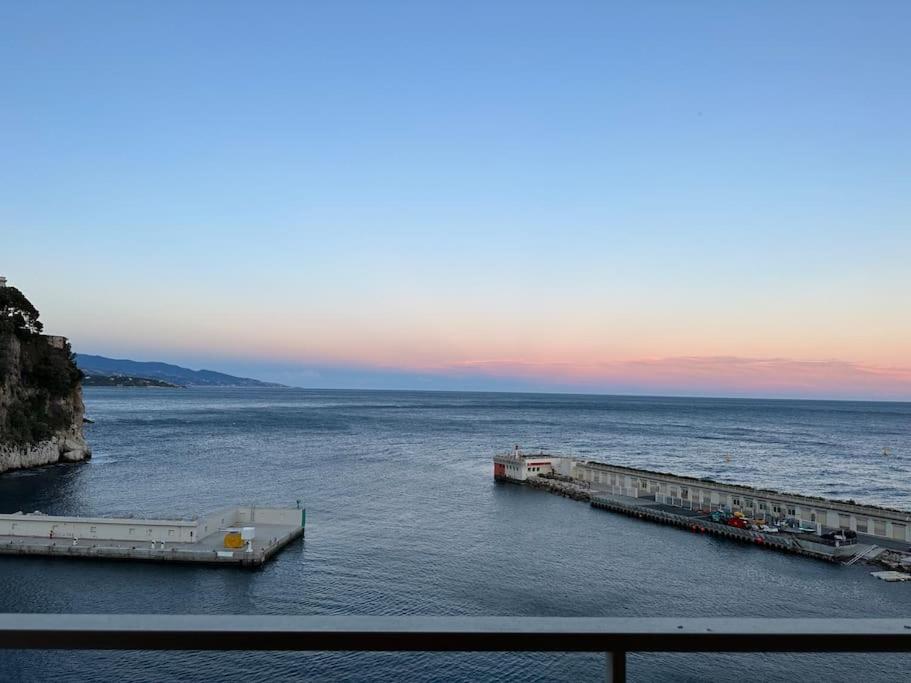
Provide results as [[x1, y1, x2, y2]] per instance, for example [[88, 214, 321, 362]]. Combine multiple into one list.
[[224, 531, 244, 549]]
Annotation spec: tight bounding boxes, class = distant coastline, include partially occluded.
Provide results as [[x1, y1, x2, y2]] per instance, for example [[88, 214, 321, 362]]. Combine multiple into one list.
[[82, 375, 181, 388], [75, 354, 286, 388]]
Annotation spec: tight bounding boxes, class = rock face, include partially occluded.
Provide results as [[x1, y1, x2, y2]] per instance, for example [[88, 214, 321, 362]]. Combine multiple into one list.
[[0, 330, 91, 474]]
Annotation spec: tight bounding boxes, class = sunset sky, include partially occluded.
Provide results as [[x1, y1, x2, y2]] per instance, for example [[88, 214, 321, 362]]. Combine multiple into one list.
[[2, 2, 909, 399]]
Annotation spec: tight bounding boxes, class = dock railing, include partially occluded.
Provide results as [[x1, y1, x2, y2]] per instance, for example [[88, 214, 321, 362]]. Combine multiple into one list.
[[2, 615, 911, 682]]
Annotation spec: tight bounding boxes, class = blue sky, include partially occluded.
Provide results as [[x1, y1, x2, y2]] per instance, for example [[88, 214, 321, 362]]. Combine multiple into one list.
[[2, 2, 909, 397]]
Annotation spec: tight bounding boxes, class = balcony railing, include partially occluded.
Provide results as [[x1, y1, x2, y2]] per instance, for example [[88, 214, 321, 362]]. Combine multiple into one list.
[[2, 615, 910, 682]]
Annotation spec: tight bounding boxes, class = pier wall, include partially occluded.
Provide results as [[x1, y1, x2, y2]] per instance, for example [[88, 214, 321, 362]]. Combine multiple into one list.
[[235, 507, 304, 527], [0, 505, 305, 568], [0, 506, 304, 544], [0, 514, 197, 542], [197, 509, 241, 538], [575, 461, 911, 544]]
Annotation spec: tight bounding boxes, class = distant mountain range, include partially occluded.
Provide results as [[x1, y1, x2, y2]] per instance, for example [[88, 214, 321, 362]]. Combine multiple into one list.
[[75, 354, 287, 388]]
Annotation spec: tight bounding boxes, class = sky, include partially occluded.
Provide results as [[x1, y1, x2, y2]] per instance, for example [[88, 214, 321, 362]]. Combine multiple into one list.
[[1, 2, 909, 399]]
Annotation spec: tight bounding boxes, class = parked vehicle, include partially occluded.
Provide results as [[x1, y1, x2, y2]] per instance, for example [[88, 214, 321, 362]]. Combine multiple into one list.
[[727, 515, 750, 529]]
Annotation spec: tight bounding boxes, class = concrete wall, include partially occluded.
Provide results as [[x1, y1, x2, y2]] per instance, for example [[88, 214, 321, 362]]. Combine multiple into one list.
[[235, 507, 303, 527], [551, 457, 578, 478], [196, 508, 241, 538], [0, 506, 303, 544], [576, 461, 911, 543], [0, 514, 197, 543], [191, 506, 304, 536]]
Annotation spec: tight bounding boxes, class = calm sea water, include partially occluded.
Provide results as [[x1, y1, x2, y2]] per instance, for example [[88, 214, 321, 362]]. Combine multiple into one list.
[[1, 388, 911, 681]]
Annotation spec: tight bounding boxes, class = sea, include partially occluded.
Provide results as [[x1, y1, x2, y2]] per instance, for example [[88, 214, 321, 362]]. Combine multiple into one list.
[[1, 388, 910, 682]]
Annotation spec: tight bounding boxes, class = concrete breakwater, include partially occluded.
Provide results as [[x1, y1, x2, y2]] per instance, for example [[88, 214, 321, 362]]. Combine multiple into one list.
[[0, 505, 305, 568], [588, 493, 839, 562], [517, 475, 841, 562], [525, 474, 592, 501], [493, 448, 911, 574]]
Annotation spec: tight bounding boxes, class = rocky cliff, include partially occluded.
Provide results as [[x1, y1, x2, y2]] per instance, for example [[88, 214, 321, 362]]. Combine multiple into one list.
[[0, 285, 91, 474]]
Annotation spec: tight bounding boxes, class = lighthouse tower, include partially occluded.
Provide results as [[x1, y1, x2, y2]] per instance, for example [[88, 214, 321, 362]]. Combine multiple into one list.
[[0, 276, 7, 288]]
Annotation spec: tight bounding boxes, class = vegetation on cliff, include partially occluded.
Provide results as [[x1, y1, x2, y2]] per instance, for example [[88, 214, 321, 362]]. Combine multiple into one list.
[[0, 285, 43, 334], [83, 374, 179, 388], [1, 286, 84, 446]]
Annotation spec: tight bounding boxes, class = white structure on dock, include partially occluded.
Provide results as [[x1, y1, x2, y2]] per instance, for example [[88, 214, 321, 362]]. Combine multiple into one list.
[[0, 505, 305, 567], [494, 449, 911, 545], [493, 446, 578, 481]]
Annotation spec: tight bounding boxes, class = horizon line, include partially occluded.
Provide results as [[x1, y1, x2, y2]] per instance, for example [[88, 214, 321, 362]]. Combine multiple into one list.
[[83, 382, 911, 405]]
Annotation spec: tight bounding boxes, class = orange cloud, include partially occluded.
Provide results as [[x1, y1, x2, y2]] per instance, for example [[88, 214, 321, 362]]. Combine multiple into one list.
[[442, 355, 911, 399]]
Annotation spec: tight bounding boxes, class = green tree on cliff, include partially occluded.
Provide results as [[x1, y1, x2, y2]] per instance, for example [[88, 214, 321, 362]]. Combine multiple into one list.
[[1, 286, 83, 445], [0, 286, 43, 335]]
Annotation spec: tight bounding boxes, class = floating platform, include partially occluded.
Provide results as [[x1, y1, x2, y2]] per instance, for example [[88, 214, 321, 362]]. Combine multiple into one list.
[[0, 505, 305, 568]]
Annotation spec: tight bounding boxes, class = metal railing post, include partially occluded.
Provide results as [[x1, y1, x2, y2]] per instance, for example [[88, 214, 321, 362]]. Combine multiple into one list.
[[606, 650, 626, 682]]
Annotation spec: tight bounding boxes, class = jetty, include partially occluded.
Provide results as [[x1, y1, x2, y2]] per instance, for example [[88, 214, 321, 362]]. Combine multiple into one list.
[[0, 505, 305, 568], [494, 448, 911, 572]]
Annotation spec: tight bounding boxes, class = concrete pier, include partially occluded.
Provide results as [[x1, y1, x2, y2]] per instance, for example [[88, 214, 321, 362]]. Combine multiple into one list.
[[493, 449, 899, 567], [0, 505, 305, 568], [494, 448, 911, 546], [588, 492, 862, 562]]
